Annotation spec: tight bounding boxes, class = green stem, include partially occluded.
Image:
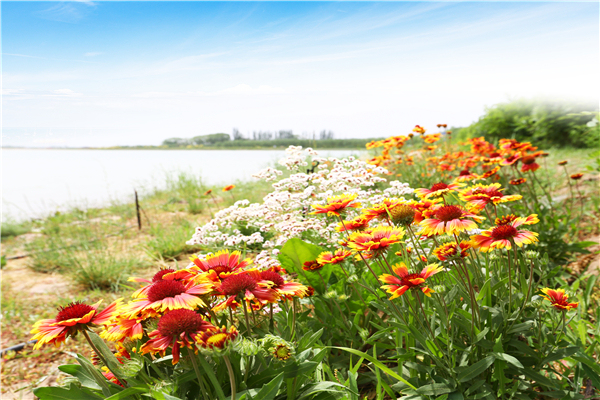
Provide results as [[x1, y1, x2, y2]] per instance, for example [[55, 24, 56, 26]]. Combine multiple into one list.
[[82, 330, 128, 388], [224, 355, 236, 400], [188, 350, 210, 400]]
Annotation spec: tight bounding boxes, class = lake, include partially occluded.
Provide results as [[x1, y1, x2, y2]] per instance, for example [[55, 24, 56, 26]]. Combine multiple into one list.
[[2, 148, 364, 221]]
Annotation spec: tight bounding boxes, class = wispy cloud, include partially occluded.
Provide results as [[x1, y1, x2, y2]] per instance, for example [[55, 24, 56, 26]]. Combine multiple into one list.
[[35, 1, 96, 24]]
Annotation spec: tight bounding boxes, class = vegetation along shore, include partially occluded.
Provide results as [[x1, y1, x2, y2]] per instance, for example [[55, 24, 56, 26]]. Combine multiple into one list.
[[1, 102, 599, 400]]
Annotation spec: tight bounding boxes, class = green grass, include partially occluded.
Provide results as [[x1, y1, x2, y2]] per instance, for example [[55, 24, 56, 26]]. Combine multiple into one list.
[[145, 218, 202, 260], [1, 220, 31, 239]]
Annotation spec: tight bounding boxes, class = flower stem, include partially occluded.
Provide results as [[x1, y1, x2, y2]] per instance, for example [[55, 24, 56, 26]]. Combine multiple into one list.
[[224, 355, 236, 400], [188, 350, 210, 400], [82, 330, 128, 388]]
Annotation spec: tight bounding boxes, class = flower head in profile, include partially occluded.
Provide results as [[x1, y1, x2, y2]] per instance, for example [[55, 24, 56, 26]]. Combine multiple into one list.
[[204, 189, 213, 196], [509, 178, 526, 186], [540, 288, 578, 311], [302, 260, 324, 271], [419, 205, 484, 236], [414, 182, 464, 199], [558, 160, 568, 166], [198, 326, 239, 350], [455, 169, 478, 182], [191, 250, 252, 280], [31, 300, 120, 349], [379, 263, 443, 299], [222, 185, 235, 192], [520, 155, 540, 172], [317, 249, 353, 265], [140, 309, 215, 364], [259, 270, 308, 299], [347, 226, 405, 254], [478, 166, 501, 179], [412, 125, 426, 134], [311, 193, 361, 216], [433, 241, 471, 262], [470, 214, 539, 252], [336, 215, 370, 232], [570, 173, 583, 180], [362, 198, 406, 221], [459, 183, 522, 209]]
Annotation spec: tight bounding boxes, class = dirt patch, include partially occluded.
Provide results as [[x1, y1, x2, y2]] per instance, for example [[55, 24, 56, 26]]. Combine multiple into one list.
[[568, 235, 600, 276]]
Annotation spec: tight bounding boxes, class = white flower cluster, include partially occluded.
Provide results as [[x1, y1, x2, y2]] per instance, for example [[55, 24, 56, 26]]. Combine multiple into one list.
[[187, 146, 414, 251]]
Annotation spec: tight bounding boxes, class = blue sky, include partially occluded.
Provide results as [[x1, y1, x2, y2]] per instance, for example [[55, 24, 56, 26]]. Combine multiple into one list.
[[3, 1, 599, 147]]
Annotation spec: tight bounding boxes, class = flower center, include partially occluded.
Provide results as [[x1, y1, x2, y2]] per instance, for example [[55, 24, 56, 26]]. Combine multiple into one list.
[[434, 205, 464, 222], [147, 280, 186, 302], [152, 269, 176, 282], [56, 302, 95, 322], [459, 170, 471, 176], [206, 333, 228, 346], [260, 271, 285, 288], [221, 273, 257, 296], [489, 152, 501, 158], [490, 225, 518, 240], [430, 182, 448, 192], [210, 264, 231, 275], [157, 309, 206, 338], [522, 156, 536, 165], [495, 214, 518, 225], [401, 273, 423, 287]]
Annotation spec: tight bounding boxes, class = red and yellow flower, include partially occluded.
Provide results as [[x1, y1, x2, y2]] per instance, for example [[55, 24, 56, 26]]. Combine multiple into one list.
[[191, 250, 252, 280], [469, 215, 539, 252], [419, 205, 484, 236], [433, 241, 471, 262], [259, 270, 308, 299], [336, 215, 370, 232], [520, 155, 540, 172], [31, 300, 120, 349], [414, 182, 464, 199], [197, 326, 239, 350], [361, 198, 407, 221], [222, 185, 235, 192], [540, 288, 579, 311], [459, 183, 522, 209], [141, 309, 215, 364], [347, 226, 405, 253], [317, 249, 353, 265], [379, 263, 443, 299], [311, 193, 361, 216], [212, 269, 279, 312]]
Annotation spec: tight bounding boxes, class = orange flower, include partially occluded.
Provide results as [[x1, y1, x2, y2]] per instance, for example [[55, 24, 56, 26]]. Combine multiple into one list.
[[412, 125, 426, 134], [419, 205, 484, 236], [222, 185, 235, 192], [347, 226, 405, 253], [478, 166, 501, 179], [558, 160, 568, 166], [317, 249, 353, 265], [311, 193, 361, 216], [570, 173, 583, 180], [433, 241, 471, 262], [204, 189, 213, 195], [379, 263, 443, 299], [361, 198, 406, 221], [540, 288, 578, 311], [31, 300, 120, 349], [423, 133, 441, 144], [470, 215, 538, 252], [140, 309, 215, 364], [414, 182, 464, 199]]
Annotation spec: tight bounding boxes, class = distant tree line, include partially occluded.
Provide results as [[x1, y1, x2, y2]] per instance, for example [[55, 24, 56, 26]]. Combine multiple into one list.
[[452, 99, 599, 148], [162, 129, 338, 147]]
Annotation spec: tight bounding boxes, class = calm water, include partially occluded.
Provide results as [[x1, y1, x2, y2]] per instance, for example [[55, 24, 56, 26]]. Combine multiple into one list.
[[2, 149, 363, 221]]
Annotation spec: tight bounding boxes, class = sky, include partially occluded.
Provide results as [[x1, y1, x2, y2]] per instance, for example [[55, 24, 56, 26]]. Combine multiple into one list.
[[2, 1, 599, 147]]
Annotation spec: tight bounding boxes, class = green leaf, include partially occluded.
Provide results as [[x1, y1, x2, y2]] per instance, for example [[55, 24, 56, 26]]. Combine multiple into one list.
[[297, 328, 324, 352], [197, 355, 226, 400], [493, 353, 523, 369], [416, 383, 454, 395], [148, 391, 184, 400], [33, 385, 103, 400], [541, 346, 579, 365], [278, 238, 328, 293], [86, 332, 126, 383], [104, 387, 148, 400], [580, 363, 600, 389], [348, 371, 359, 400], [76, 354, 114, 397], [255, 373, 284, 400], [333, 347, 416, 390], [456, 356, 495, 383], [298, 382, 350, 399], [58, 364, 101, 390], [283, 361, 318, 379]]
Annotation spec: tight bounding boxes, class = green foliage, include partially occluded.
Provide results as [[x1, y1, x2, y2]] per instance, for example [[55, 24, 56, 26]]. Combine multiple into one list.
[[145, 219, 202, 260], [454, 99, 599, 148], [1, 220, 31, 238]]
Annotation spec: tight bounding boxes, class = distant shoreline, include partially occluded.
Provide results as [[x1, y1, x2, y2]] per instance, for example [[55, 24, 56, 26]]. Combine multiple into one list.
[[1, 145, 370, 151]]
